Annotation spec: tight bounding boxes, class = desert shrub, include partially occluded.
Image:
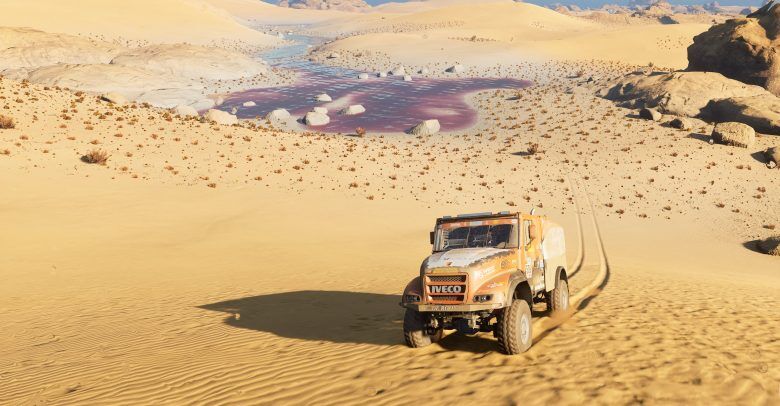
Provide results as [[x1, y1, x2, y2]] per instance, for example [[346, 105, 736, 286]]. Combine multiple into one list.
[[0, 114, 15, 129], [81, 149, 110, 165]]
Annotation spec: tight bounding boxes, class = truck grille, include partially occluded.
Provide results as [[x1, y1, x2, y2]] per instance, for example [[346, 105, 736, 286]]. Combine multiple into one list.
[[426, 274, 468, 303], [428, 275, 467, 283]]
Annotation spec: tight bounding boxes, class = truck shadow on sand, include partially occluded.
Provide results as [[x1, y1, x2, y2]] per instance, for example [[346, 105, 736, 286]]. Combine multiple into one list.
[[198, 290, 405, 346]]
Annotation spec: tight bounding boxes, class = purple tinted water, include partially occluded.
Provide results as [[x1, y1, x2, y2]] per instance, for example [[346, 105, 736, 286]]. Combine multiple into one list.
[[220, 35, 531, 133]]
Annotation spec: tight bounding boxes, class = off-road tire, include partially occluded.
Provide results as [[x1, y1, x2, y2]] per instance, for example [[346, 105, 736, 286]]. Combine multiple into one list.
[[550, 278, 570, 314], [495, 299, 533, 354], [403, 309, 442, 348]]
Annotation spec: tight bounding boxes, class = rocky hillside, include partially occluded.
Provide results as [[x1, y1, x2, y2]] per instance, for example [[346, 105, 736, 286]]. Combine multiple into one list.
[[278, 0, 369, 12]]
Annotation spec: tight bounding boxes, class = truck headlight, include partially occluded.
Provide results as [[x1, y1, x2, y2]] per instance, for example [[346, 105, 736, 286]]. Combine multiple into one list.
[[473, 294, 493, 303], [404, 294, 421, 303]]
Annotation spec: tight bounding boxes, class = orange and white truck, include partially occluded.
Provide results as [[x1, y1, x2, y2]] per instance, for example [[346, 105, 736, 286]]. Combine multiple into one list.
[[401, 210, 569, 354]]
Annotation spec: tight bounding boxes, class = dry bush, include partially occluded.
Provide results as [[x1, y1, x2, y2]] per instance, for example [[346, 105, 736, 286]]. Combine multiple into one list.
[[81, 149, 110, 165], [355, 127, 366, 137], [527, 143, 540, 155], [0, 114, 15, 129]]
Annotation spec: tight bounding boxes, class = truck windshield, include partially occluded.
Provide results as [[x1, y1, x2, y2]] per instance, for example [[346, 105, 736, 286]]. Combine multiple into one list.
[[435, 221, 518, 251]]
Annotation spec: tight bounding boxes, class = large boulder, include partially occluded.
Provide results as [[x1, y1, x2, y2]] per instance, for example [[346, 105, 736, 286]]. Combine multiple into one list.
[[687, 2, 780, 96], [205, 109, 238, 125], [711, 122, 756, 148], [265, 108, 291, 122], [640, 107, 662, 121], [340, 104, 365, 115], [603, 71, 769, 117], [304, 111, 330, 126], [446, 64, 465, 73], [766, 146, 779, 166], [315, 93, 332, 102], [408, 119, 441, 135], [704, 95, 780, 134], [758, 235, 780, 255]]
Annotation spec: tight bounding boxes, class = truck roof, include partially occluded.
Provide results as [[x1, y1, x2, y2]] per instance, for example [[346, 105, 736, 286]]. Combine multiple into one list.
[[436, 211, 518, 224]]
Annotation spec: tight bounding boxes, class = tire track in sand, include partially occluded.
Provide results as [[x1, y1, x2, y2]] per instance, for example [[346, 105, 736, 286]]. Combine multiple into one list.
[[531, 174, 610, 343]]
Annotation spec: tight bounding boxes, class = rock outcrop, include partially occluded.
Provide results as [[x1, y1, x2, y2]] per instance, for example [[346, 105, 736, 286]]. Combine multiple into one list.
[[173, 105, 199, 117], [711, 122, 756, 148], [315, 93, 332, 102], [408, 119, 441, 136], [278, 0, 369, 12], [101, 92, 127, 105], [687, 1, 780, 96], [304, 111, 330, 126], [340, 105, 365, 115], [110, 44, 268, 81], [704, 95, 780, 134], [603, 71, 769, 117], [205, 109, 238, 125], [0, 27, 119, 70], [758, 235, 780, 255], [266, 108, 291, 122], [766, 146, 779, 166]]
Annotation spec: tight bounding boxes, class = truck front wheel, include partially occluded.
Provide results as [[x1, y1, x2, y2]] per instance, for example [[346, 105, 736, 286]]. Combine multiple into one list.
[[403, 309, 442, 348], [495, 299, 533, 354]]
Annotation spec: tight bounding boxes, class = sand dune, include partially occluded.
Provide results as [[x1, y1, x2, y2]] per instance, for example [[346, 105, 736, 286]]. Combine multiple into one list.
[[203, 0, 351, 24], [0, 0, 282, 45], [0, 1, 778, 404], [314, 2, 709, 69]]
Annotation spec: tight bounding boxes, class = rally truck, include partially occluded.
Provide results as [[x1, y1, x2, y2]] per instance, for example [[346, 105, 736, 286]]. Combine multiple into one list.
[[400, 210, 569, 354]]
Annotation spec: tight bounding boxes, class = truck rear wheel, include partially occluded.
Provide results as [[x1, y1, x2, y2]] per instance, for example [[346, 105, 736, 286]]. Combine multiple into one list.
[[495, 299, 533, 354], [403, 309, 442, 348], [550, 278, 569, 314]]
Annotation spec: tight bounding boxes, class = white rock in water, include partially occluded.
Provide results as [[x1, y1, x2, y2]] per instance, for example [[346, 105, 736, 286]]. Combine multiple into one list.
[[304, 111, 330, 126], [205, 109, 238, 125], [341, 104, 366, 115], [446, 64, 465, 73], [409, 119, 441, 136], [358, 73, 369, 79], [419, 67, 429, 74], [230, 107, 238, 115], [392, 66, 405, 75], [173, 104, 198, 117], [242, 101, 256, 107], [265, 108, 291, 121], [403, 75, 413, 82], [315, 93, 332, 102], [101, 92, 127, 104], [313, 106, 328, 114], [328, 52, 340, 59], [377, 72, 387, 78]]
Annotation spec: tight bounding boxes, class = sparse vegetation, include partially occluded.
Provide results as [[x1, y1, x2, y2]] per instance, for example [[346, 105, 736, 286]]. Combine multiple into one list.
[[81, 149, 110, 165], [0, 115, 15, 129]]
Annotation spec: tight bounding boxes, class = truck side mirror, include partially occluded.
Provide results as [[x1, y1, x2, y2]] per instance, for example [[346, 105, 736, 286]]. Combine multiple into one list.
[[429, 231, 435, 245]]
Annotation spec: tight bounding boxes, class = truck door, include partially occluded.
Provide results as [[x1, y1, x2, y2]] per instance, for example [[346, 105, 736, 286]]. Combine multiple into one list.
[[522, 216, 544, 292]]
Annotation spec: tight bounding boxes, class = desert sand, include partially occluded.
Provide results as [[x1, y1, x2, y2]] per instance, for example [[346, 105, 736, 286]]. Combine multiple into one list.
[[0, 0, 778, 404]]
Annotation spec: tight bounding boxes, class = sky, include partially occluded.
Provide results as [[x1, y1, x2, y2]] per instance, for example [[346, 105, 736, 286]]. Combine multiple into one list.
[[264, 0, 765, 8]]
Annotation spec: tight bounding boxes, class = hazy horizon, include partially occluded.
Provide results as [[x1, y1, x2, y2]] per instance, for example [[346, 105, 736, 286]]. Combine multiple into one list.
[[264, 0, 765, 8]]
